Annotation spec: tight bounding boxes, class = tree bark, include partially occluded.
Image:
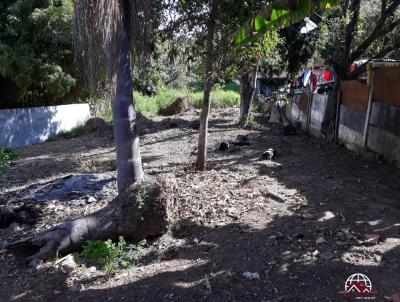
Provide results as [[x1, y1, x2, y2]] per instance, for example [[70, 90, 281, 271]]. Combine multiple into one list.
[[196, 0, 217, 171], [112, 16, 143, 194], [6, 174, 177, 261], [239, 69, 258, 127]]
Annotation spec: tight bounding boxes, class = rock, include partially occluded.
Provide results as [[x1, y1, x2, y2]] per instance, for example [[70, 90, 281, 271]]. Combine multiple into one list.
[[316, 237, 327, 245], [57, 254, 76, 273], [7, 222, 21, 232], [83, 117, 108, 134], [242, 272, 260, 280], [88, 266, 97, 273], [318, 211, 335, 222], [226, 207, 240, 220], [72, 283, 85, 292], [87, 196, 97, 204], [361, 234, 380, 245], [30, 258, 43, 270], [219, 141, 230, 151], [160, 247, 178, 260], [158, 97, 189, 116], [260, 148, 277, 160]]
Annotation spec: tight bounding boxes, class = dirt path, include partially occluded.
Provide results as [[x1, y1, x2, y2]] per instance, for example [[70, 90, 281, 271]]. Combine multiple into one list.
[[1, 108, 400, 302]]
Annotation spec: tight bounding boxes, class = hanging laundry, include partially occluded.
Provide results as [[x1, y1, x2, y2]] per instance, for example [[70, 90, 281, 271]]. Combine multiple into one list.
[[323, 69, 331, 81], [303, 70, 311, 87]]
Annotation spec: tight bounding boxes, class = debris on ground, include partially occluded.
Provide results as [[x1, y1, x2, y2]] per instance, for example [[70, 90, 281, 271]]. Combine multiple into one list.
[[242, 272, 260, 280]]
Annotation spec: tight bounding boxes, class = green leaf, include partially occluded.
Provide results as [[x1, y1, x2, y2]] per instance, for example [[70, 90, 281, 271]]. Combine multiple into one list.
[[234, 0, 339, 45], [254, 15, 266, 31]]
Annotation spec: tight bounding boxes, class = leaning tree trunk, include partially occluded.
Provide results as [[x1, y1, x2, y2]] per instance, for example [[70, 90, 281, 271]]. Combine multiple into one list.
[[196, 1, 217, 171], [112, 21, 143, 194], [239, 67, 258, 127], [7, 174, 177, 261]]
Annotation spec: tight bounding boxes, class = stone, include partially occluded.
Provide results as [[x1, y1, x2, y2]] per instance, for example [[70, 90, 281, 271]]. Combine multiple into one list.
[[318, 211, 335, 221], [242, 272, 260, 280], [158, 97, 189, 116], [59, 254, 76, 273], [316, 237, 327, 245]]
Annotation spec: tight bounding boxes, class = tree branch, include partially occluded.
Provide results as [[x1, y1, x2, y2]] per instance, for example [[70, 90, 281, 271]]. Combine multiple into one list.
[[351, 40, 400, 78], [344, 0, 362, 66], [350, 0, 400, 62]]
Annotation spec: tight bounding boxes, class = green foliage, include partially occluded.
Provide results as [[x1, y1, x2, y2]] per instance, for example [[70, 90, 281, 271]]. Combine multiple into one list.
[[79, 237, 147, 272], [46, 123, 84, 141], [234, 0, 339, 44], [0, 146, 17, 172], [0, 0, 77, 107]]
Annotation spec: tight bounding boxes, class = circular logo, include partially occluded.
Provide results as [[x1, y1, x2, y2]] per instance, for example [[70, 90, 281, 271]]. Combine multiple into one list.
[[345, 273, 372, 293]]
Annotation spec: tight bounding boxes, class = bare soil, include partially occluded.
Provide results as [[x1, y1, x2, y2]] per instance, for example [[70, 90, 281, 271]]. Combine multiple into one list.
[[1, 108, 400, 302]]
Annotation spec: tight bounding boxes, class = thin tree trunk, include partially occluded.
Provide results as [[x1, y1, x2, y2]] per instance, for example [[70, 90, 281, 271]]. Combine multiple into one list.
[[239, 67, 258, 127], [112, 20, 143, 194], [196, 1, 217, 171]]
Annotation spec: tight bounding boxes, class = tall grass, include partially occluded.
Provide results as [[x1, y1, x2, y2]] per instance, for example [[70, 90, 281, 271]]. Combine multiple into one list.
[[135, 82, 240, 116], [98, 82, 240, 119]]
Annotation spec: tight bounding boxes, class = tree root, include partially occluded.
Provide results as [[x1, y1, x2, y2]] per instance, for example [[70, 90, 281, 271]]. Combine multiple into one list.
[[7, 174, 177, 261]]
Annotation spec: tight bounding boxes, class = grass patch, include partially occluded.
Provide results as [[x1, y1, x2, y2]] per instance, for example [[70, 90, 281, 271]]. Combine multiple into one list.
[[96, 83, 240, 119], [46, 123, 85, 142], [135, 84, 240, 117], [0, 146, 17, 172], [76, 237, 147, 272]]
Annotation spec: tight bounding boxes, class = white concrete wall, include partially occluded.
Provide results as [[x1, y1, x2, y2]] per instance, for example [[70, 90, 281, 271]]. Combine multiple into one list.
[[0, 104, 90, 148]]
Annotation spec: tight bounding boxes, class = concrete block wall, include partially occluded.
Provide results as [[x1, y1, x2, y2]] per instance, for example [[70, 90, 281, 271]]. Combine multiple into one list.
[[367, 101, 400, 165], [287, 92, 331, 137], [338, 105, 366, 151], [0, 104, 90, 148]]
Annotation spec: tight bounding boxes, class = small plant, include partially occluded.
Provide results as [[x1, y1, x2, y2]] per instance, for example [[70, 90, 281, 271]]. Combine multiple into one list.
[[78, 236, 147, 272], [0, 146, 17, 172]]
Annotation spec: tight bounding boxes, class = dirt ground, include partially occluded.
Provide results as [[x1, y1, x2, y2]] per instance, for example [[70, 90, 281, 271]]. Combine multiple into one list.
[[1, 108, 400, 302]]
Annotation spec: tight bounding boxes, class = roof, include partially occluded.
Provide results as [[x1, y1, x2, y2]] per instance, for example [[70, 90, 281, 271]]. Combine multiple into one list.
[[369, 59, 400, 69]]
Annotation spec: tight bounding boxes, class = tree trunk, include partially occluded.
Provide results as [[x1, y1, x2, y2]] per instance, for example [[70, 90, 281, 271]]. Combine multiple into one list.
[[196, 1, 217, 171], [239, 68, 258, 127], [6, 174, 177, 261], [112, 16, 143, 194]]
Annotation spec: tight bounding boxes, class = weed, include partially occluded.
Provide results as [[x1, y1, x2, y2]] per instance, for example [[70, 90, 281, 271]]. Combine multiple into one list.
[[78, 236, 147, 272], [0, 146, 17, 172]]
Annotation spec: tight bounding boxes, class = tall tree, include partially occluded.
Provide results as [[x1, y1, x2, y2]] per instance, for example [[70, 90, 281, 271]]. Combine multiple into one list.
[[6, 0, 170, 261], [73, 0, 156, 193]]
